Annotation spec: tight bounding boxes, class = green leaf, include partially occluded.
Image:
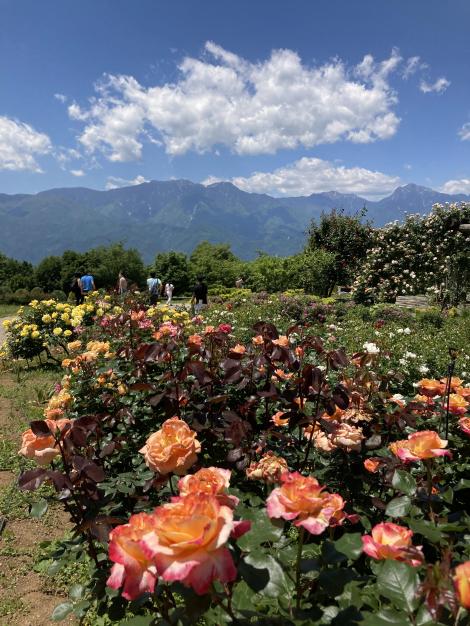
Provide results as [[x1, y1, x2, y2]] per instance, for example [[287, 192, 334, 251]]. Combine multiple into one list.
[[454, 479, 470, 491], [361, 608, 412, 626], [386, 496, 412, 518], [407, 519, 442, 543], [334, 533, 363, 560], [51, 602, 73, 622], [237, 510, 283, 550], [392, 470, 417, 496], [240, 552, 291, 598], [69, 583, 84, 600], [30, 498, 48, 518], [377, 560, 419, 613]]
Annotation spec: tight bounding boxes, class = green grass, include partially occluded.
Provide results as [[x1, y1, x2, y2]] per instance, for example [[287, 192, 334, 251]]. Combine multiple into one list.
[[0, 304, 21, 317]]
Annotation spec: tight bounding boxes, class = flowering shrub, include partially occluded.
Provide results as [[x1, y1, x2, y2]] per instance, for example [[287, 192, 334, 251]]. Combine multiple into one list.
[[9, 295, 470, 625], [1, 297, 99, 360], [353, 203, 470, 304]]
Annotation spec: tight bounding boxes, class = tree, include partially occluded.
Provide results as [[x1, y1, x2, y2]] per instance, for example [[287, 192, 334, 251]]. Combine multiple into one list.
[[153, 251, 191, 295], [35, 255, 64, 292], [0, 252, 34, 290], [83, 243, 146, 289], [306, 208, 372, 293], [189, 242, 242, 287]]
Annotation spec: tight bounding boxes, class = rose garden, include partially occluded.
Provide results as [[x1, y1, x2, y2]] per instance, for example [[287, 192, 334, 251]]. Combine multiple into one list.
[[0, 203, 469, 625]]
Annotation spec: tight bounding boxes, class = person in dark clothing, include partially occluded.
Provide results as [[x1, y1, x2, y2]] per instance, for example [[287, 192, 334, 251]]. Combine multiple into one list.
[[192, 276, 208, 313], [70, 272, 82, 305]]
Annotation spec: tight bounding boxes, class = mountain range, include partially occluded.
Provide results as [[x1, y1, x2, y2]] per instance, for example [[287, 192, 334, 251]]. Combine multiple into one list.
[[0, 180, 468, 263]]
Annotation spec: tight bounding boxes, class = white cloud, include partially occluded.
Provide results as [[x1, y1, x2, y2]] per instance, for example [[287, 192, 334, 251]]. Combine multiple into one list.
[[68, 42, 401, 160], [203, 157, 401, 200], [402, 56, 427, 79], [458, 122, 470, 141], [419, 77, 450, 94], [70, 169, 85, 177], [0, 115, 51, 172], [440, 178, 470, 195], [105, 174, 149, 190], [54, 93, 67, 103]]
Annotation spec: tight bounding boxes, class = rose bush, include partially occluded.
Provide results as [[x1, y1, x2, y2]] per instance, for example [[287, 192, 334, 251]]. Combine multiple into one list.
[[8, 292, 470, 625]]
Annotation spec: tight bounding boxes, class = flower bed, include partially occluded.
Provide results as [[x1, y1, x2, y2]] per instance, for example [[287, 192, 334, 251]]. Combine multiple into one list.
[[6, 294, 470, 624]]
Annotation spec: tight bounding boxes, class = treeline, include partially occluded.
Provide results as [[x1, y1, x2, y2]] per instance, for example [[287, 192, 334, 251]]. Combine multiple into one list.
[[0, 211, 372, 302]]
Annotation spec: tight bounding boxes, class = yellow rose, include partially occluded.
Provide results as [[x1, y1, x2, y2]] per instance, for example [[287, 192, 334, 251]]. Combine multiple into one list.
[[53, 327, 63, 336]]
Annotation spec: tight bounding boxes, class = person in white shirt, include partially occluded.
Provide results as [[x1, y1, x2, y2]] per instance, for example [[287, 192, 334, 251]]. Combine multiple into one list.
[[118, 271, 127, 295], [164, 282, 174, 305]]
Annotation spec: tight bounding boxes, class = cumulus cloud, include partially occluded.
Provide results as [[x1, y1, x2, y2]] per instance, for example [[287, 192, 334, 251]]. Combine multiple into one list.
[[419, 77, 450, 94], [458, 122, 470, 141], [0, 115, 51, 172], [105, 174, 149, 190], [70, 169, 85, 177], [440, 178, 470, 195], [203, 157, 401, 200], [54, 93, 67, 103], [66, 42, 402, 161]]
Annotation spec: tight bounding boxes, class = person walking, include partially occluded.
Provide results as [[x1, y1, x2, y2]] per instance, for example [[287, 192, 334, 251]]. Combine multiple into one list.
[[118, 271, 128, 295], [147, 271, 162, 305], [192, 276, 208, 313], [164, 281, 174, 305], [70, 272, 82, 305], [80, 270, 95, 300]]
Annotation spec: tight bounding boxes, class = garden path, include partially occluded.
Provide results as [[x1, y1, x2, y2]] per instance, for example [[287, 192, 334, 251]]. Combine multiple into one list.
[[0, 365, 75, 625], [0, 316, 15, 345]]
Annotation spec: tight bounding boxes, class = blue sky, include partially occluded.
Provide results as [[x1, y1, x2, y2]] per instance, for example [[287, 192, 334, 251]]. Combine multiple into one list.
[[1, 0, 470, 198]]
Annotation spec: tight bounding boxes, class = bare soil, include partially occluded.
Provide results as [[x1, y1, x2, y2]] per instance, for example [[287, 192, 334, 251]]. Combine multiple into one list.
[[0, 348, 75, 626]]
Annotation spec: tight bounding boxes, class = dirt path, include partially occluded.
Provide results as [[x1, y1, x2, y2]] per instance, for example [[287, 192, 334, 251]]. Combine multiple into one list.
[[0, 316, 15, 345], [0, 367, 75, 626]]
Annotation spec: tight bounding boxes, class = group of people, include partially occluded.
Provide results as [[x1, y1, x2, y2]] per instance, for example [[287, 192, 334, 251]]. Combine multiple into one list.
[[69, 271, 96, 305], [69, 269, 207, 311], [146, 272, 175, 305]]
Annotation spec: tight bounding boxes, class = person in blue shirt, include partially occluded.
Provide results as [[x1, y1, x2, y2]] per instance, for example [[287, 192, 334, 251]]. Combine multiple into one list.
[[80, 271, 96, 301]]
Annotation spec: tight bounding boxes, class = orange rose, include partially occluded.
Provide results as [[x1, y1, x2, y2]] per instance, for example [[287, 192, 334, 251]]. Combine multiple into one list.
[[252, 334, 264, 346], [304, 424, 336, 453], [44, 407, 65, 421], [273, 368, 293, 381], [178, 467, 237, 507], [364, 458, 383, 473], [456, 386, 470, 400], [271, 411, 289, 427], [204, 325, 215, 334], [447, 393, 469, 416], [389, 430, 450, 462], [229, 343, 246, 357], [139, 417, 201, 475], [66, 340, 82, 352], [19, 418, 71, 466], [440, 376, 463, 392], [246, 452, 288, 484], [295, 346, 304, 358], [321, 406, 345, 422], [330, 423, 364, 452], [459, 417, 470, 437], [418, 379, 445, 397], [453, 561, 470, 609], [272, 335, 289, 347], [141, 494, 249, 594], [266, 471, 345, 535], [362, 522, 423, 566], [187, 334, 202, 350], [107, 512, 158, 600]]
